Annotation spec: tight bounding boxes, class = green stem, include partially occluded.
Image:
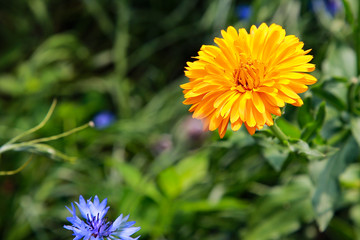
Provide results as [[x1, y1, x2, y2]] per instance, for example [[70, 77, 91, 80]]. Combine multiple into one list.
[[4, 99, 57, 145], [0, 155, 33, 176], [269, 123, 289, 145], [0, 122, 93, 154], [26, 122, 93, 145], [356, 0, 360, 75]]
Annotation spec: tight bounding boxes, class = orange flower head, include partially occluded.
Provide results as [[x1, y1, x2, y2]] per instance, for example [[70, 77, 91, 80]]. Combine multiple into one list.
[[181, 23, 316, 138]]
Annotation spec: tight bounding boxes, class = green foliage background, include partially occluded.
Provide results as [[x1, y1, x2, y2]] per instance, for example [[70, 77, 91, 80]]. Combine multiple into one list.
[[1, 0, 360, 239]]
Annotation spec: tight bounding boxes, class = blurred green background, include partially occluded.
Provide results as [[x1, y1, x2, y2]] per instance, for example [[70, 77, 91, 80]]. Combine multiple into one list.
[[1, 0, 360, 239]]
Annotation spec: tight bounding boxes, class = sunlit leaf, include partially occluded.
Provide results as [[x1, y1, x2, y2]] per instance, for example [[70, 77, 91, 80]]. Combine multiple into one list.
[[350, 205, 360, 228], [180, 197, 249, 212], [157, 167, 182, 199], [276, 118, 301, 139], [175, 151, 209, 192], [113, 160, 164, 204], [339, 163, 360, 189]]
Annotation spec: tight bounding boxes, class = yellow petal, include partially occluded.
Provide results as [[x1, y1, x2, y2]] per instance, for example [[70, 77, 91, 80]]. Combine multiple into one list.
[[209, 113, 222, 131], [252, 92, 265, 113], [218, 116, 230, 138], [245, 123, 256, 135], [245, 100, 256, 127], [278, 85, 300, 99], [214, 91, 237, 108], [230, 96, 241, 123], [220, 93, 240, 118], [231, 118, 243, 131], [181, 23, 317, 137], [238, 91, 251, 121]]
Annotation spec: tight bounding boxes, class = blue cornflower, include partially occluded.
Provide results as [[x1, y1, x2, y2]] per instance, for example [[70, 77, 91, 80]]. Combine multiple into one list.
[[93, 111, 116, 129], [324, 0, 342, 16], [235, 4, 252, 20], [64, 195, 140, 240], [311, 0, 342, 17]]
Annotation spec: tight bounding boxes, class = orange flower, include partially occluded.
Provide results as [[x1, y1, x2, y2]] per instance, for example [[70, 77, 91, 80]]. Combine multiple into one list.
[[181, 23, 316, 138]]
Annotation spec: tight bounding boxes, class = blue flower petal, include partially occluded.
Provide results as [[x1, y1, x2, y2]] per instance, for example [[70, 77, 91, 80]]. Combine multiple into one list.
[[119, 227, 142, 237], [64, 196, 140, 240], [236, 4, 252, 20], [93, 195, 100, 206], [93, 111, 116, 129], [76, 195, 91, 219]]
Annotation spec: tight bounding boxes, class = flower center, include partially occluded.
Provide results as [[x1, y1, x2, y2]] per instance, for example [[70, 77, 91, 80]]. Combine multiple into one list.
[[87, 213, 112, 238], [233, 59, 264, 90]]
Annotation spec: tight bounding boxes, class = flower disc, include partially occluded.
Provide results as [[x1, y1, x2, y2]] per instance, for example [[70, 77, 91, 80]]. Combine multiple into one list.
[[181, 23, 316, 138]]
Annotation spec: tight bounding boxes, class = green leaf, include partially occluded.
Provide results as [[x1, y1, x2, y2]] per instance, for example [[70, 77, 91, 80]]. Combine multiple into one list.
[[262, 143, 289, 171], [340, 163, 360, 189], [301, 102, 326, 142], [0, 75, 24, 96], [276, 118, 301, 139], [180, 197, 249, 212], [341, 0, 355, 26], [327, 217, 357, 240], [157, 167, 182, 199], [312, 136, 359, 231], [298, 97, 314, 128], [350, 205, 360, 228], [312, 86, 346, 111], [157, 151, 209, 199], [114, 161, 143, 188], [315, 101, 326, 124], [350, 116, 360, 147], [289, 139, 325, 160], [175, 151, 208, 192], [32, 34, 89, 66], [114, 161, 163, 202], [243, 176, 314, 240], [257, 134, 290, 171], [322, 43, 356, 79], [244, 209, 305, 240]]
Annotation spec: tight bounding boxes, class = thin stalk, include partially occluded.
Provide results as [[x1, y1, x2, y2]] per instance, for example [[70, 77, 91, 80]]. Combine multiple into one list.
[[0, 155, 33, 176], [0, 122, 93, 154], [4, 99, 57, 145], [269, 123, 289, 145], [26, 122, 93, 145]]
